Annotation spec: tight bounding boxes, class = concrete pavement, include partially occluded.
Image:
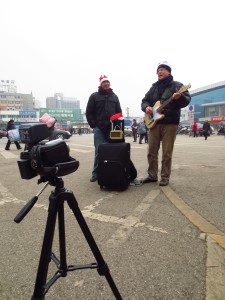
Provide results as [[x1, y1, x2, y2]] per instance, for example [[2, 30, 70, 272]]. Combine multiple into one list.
[[0, 133, 225, 299]]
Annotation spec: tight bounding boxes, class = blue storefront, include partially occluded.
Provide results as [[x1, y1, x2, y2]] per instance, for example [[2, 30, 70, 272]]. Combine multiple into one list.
[[190, 82, 225, 122]]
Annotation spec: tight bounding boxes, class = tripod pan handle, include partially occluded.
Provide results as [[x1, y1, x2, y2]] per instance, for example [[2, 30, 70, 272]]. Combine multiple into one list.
[[14, 196, 38, 223]]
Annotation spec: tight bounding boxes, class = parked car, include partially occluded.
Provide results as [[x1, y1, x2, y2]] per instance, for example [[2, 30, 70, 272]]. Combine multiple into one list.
[[19, 123, 71, 141], [0, 129, 7, 138], [52, 128, 71, 140], [124, 126, 133, 137]]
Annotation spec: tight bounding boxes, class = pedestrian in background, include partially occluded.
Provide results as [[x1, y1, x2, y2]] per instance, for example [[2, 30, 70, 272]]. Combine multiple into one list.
[[203, 120, 210, 140], [5, 119, 22, 150], [192, 121, 198, 137], [131, 119, 138, 142], [138, 121, 147, 144], [86, 75, 122, 182], [69, 127, 74, 135], [78, 127, 82, 135]]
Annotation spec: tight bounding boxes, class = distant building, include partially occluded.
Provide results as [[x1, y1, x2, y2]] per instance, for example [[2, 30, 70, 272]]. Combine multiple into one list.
[[190, 81, 225, 124], [0, 80, 36, 124], [46, 93, 80, 109], [0, 80, 17, 93]]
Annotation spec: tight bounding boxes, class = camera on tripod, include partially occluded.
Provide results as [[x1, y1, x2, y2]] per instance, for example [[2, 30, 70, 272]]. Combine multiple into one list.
[[17, 123, 79, 180], [14, 123, 122, 299]]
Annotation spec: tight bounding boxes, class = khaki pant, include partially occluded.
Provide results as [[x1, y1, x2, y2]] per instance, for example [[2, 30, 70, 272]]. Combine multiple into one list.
[[147, 124, 177, 180]]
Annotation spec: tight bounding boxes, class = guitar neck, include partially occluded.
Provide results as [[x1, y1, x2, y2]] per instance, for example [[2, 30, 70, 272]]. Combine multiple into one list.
[[160, 96, 173, 109], [156, 83, 191, 113]]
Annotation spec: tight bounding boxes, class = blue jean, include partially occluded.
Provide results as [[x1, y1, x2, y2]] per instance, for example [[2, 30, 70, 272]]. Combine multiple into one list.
[[92, 127, 109, 177]]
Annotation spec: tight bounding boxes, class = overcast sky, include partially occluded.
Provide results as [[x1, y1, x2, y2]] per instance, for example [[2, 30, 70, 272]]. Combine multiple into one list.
[[1, 0, 225, 117]]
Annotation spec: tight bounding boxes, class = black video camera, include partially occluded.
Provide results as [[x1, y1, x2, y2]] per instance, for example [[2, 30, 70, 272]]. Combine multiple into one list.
[[17, 123, 79, 180]]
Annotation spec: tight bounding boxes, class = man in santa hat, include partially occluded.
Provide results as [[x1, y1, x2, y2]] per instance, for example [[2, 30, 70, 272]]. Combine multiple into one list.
[[86, 75, 122, 182]]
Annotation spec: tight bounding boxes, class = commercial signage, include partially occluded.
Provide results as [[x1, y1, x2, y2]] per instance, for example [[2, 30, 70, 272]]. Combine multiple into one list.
[[211, 116, 225, 121], [40, 108, 82, 122], [180, 106, 194, 122], [19, 111, 36, 116]]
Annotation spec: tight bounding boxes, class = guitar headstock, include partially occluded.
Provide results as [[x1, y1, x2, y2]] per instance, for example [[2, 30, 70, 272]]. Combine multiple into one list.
[[179, 84, 191, 93]]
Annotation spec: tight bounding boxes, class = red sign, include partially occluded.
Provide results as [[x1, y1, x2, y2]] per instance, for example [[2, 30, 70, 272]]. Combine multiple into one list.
[[211, 116, 225, 121]]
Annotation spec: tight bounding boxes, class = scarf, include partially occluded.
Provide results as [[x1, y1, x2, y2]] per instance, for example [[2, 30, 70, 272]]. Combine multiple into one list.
[[98, 87, 113, 95], [156, 75, 173, 98]]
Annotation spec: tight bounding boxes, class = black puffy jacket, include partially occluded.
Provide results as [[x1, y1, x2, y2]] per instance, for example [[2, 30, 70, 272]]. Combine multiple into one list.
[[86, 89, 122, 132], [141, 80, 191, 125]]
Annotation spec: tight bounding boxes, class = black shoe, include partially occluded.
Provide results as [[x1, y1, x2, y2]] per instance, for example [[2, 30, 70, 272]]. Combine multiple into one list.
[[159, 178, 169, 186], [17, 147, 22, 150], [90, 176, 98, 182], [5, 149, 10, 151], [142, 176, 157, 184]]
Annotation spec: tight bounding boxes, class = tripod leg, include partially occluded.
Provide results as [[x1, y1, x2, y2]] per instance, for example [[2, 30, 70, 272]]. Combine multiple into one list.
[[57, 200, 67, 274], [31, 193, 59, 300], [65, 191, 123, 300]]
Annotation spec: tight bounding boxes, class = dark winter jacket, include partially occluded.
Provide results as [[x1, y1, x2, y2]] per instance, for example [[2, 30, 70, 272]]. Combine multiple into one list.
[[131, 121, 138, 132], [203, 122, 210, 131], [141, 79, 191, 125], [86, 89, 122, 132], [7, 122, 16, 131]]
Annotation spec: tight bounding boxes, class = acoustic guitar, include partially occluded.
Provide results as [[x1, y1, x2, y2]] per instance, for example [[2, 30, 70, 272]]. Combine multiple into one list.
[[144, 84, 191, 129]]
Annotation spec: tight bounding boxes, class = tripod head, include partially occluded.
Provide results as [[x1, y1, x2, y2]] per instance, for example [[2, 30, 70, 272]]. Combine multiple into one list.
[[14, 158, 79, 224], [38, 174, 64, 187], [36, 157, 79, 185]]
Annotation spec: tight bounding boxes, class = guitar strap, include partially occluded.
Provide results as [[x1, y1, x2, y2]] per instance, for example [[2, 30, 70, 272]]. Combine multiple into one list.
[[160, 87, 170, 104]]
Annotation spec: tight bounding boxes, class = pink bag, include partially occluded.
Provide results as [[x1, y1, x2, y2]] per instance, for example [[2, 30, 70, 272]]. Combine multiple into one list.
[[39, 113, 56, 128]]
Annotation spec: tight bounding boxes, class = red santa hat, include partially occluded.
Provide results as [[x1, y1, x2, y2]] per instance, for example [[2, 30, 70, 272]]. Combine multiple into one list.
[[110, 112, 124, 121], [99, 75, 110, 85]]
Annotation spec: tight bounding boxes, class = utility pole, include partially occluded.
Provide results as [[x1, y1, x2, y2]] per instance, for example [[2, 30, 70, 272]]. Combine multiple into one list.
[[126, 107, 129, 118]]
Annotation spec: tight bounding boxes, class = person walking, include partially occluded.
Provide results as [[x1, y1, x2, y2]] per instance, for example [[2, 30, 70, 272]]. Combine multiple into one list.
[[131, 119, 138, 142], [5, 119, 22, 150], [141, 61, 191, 186], [138, 121, 147, 144], [86, 75, 122, 182], [192, 121, 198, 137], [69, 127, 74, 136], [145, 127, 149, 143], [78, 127, 82, 135], [202, 120, 211, 140]]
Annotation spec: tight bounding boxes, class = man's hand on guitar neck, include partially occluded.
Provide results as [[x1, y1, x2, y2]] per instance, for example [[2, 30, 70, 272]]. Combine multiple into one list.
[[172, 88, 182, 100], [145, 106, 153, 114]]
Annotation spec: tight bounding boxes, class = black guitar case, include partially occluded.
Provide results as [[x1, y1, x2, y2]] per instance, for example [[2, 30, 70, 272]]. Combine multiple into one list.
[[97, 142, 137, 190]]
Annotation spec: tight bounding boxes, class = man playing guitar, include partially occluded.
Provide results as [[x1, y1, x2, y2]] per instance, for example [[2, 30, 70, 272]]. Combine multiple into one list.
[[141, 61, 191, 186]]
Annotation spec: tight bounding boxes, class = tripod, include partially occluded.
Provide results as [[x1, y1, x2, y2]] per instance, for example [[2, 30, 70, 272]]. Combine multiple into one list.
[[14, 176, 122, 300]]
